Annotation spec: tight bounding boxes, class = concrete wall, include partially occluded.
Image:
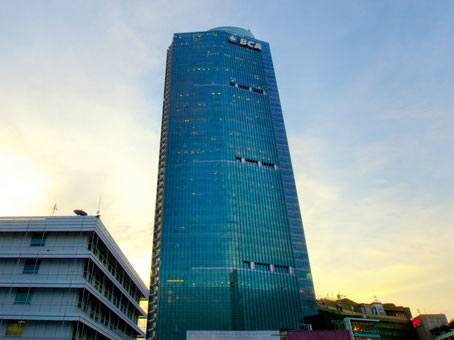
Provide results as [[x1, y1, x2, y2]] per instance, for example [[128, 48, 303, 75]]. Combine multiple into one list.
[[0, 258, 86, 283], [0, 231, 88, 250], [186, 331, 278, 340], [0, 287, 79, 317], [0, 320, 74, 340]]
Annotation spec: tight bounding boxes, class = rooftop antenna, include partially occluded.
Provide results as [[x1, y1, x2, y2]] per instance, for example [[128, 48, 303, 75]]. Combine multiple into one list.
[[372, 290, 381, 303], [52, 203, 58, 216], [96, 196, 102, 217]]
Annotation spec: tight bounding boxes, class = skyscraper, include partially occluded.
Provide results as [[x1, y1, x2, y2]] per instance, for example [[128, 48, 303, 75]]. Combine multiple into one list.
[[147, 26, 317, 340]]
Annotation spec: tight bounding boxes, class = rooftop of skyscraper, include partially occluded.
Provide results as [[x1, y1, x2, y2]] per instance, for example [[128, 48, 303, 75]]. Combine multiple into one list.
[[208, 26, 255, 38]]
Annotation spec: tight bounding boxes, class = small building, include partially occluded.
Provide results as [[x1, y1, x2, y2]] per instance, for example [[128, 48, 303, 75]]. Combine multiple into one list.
[[308, 298, 417, 340], [0, 215, 148, 339], [412, 314, 449, 340]]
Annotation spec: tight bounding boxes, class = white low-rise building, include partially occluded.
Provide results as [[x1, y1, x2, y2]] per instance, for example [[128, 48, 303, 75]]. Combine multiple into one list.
[[0, 215, 148, 340]]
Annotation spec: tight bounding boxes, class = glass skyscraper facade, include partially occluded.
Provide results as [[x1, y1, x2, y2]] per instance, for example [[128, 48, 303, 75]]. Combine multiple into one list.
[[147, 27, 317, 340]]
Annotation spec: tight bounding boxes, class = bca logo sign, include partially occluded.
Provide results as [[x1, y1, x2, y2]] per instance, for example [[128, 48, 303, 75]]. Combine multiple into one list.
[[228, 35, 262, 51]]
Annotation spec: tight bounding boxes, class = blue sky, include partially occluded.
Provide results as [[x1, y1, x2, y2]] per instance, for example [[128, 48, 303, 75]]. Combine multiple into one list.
[[0, 0, 453, 318]]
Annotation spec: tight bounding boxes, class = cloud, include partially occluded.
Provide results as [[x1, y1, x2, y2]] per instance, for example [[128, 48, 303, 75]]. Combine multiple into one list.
[[0, 1, 168, 288], [289, 133, 454, 317]]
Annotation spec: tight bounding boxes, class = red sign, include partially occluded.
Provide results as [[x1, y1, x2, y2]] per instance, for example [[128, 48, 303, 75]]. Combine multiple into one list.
[[412, 318, 422, 328]]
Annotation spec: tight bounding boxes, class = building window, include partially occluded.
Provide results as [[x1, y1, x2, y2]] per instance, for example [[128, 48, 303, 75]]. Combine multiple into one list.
[[30, 233, 46, 247], [255, 263, 270, 271], [23, 259, 40, 274], [6, 320, 26, 336], [15, 288, 33, 304], [275, 264, 289, 274]]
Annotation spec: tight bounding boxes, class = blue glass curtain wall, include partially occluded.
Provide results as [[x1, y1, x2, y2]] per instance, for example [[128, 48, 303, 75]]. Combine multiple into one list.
[[147, 29, 316, 340]]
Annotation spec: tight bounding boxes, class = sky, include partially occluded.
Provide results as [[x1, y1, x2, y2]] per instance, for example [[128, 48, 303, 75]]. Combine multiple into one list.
[[0, 0, 453, 319]]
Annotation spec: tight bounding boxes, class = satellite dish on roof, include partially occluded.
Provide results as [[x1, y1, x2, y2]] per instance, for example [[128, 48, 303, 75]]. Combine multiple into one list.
[[74, 209, 88, 216]]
